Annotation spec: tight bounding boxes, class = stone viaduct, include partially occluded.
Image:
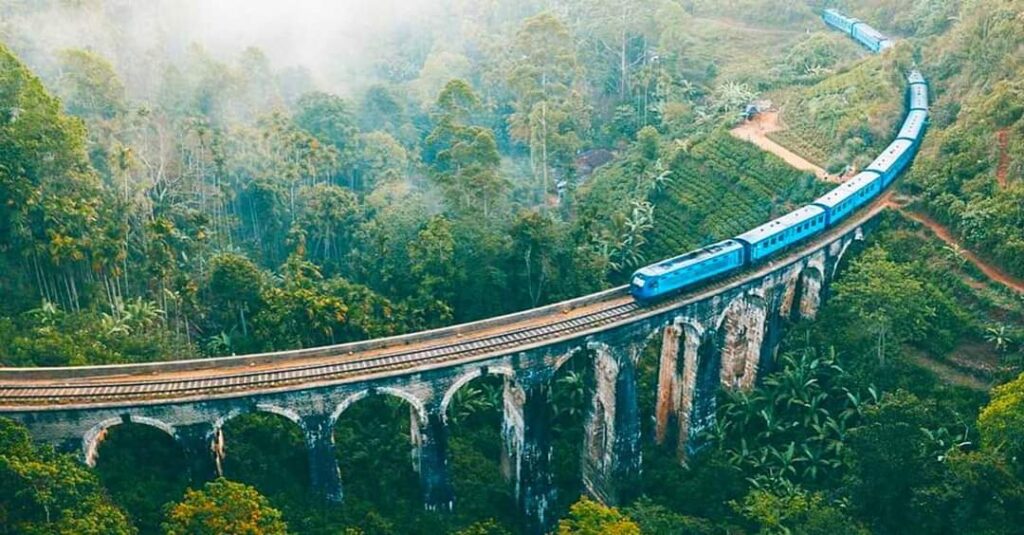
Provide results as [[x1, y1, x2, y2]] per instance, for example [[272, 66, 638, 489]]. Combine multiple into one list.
[[0, 209, 879, 534]]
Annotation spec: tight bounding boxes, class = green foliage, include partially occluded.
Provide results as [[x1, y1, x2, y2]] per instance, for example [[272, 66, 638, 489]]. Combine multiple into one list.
[[684, 0, 815, 26], [93, 424, 189, 534], [294, 92, 359, 182], [579, 130, 817, 279], [710, 349, 877, 489], [55, 49, 126, 120], [908, 81, 1024, 278], [0, 44, 109, 303], [555, 497, 640, 535], [831, 245, 970, 363], [3, 3, 1023, 534], [507, 12, 590, 199], [979, 372, 1024, 465], [425, 80, 507, 216], [220, 414, 309, 500], [621, 498, 716, 534], [163, 478, 288, 535], [843, 0, 963, 37], [0, 417, 136, 535], [775, 33, 852, 83], [0, 300, 192, 367], [333, 395, 421, 513], [734, 488, 869, 535], [768, 55, 903, 170]]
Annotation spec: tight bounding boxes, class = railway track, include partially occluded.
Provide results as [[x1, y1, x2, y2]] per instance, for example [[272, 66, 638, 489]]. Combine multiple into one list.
[[0, 199, 888, 409], [0, 300, 637, 404]]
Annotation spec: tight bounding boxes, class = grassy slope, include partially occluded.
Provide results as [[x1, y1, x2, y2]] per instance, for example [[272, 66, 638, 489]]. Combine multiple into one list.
[[767, 52, 905, 171], [902, 0, 1024, 278], [643, 132, 819, 260]]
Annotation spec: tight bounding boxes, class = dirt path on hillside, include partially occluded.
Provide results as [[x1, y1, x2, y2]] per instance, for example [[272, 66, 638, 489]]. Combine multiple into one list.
[[730, 112, 842, 182], [897, 209, 1024, 294], [996, 129, 1010, 188]]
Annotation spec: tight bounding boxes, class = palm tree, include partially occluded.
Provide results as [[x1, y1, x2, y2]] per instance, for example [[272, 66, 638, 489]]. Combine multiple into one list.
[[985, 324, 1014, 353]]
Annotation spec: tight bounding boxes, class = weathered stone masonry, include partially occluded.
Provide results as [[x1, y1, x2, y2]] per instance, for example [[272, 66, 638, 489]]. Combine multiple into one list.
[[1, 221, 871, 534]]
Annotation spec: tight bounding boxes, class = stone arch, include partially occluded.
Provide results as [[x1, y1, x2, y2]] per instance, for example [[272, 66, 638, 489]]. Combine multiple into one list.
[[82, 415, 176, 467], [831, 227, 866, 278], [793, 262, 826, 321], [212, 403, 312, 490], [331, 387, 428, 429], [440, 365, 516, 424], [212, 403, 303, 437], [716, 293, 769, 391], [552, 346, 586, 376]]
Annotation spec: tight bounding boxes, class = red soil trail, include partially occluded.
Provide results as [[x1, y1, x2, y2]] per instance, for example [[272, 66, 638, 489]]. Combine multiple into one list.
[[896, 208, 1024, 294], [735, 112, 1021, 294], [730, 111, 843, 183]]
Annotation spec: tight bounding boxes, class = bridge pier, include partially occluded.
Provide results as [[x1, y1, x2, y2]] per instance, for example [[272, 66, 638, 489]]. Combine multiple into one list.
[[175, 422, 219, 486], [682, 330, 720, 457], [303, 414, 343, 502], [413, 409, 454, 511], [503, 377, 555, 534], [582, 341, 641, 505], [655, 324, 682, 446]]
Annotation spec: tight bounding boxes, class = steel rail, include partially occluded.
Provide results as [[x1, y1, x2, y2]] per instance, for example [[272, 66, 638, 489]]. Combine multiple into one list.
[[0, 199, 888, 408]]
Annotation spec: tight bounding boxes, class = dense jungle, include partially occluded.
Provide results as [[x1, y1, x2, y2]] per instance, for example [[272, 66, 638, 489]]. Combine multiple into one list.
[[1, 0, 1023, 533]]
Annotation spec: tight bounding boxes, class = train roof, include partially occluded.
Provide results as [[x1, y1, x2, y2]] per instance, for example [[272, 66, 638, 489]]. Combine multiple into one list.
[[866, 139, 914, 173], [734, 205, 825, 245], [635, 239, 743, 277], [823, 9, 858, 23], [812, 172, 880, 208], [910, 85, 929, 109], [908, 71, 926, 85], [897, 110, 928, 141], [854, 22, 889, 42]]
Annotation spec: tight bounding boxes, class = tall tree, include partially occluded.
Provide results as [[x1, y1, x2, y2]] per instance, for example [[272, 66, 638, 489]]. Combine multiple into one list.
[[507, 13, 590, 206], [0, 44, 114, 311], [293, 92, 360, 188], [55, 49, 126, 120], [425, 80, 507, 216], [0, 418, 136, 535], [162, 478, 288, 535]]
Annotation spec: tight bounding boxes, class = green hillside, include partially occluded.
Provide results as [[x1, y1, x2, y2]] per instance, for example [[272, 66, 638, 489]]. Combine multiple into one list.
[[768, 53, 906, 172], [644, 131, 819, 259]]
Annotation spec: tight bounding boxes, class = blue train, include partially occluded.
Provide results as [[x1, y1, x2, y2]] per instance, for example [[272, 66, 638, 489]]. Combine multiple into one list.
[[822, 8, 893, 52], [630, 12, 927, 303]]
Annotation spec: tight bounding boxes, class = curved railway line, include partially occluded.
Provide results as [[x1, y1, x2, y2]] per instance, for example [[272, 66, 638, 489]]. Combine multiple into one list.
[[0, 10, 919, 414], [0, 198, 887, 409]]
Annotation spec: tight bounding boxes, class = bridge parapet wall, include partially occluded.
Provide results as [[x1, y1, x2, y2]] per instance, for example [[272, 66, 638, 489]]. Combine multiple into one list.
[[0, 218, 874, 533]]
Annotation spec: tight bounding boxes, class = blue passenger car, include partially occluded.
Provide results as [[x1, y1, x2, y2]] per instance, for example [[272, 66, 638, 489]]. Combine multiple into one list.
[[866, 139, 914, 186], [852, 22, 893, 52], [823, 9, 858, 34], [909, 84, 929, 111], [811, 172, 883, 226], [629, 240, 745, 302], [734, 206, 827, 263], [896, 110, 928, 144]]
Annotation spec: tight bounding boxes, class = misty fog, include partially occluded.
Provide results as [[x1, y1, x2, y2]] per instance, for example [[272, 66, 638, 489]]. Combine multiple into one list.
[[2, 0, 452, 96]]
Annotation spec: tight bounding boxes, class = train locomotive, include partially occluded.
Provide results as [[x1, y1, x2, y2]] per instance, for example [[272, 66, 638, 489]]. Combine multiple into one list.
[[630, 11, 928, 303]]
